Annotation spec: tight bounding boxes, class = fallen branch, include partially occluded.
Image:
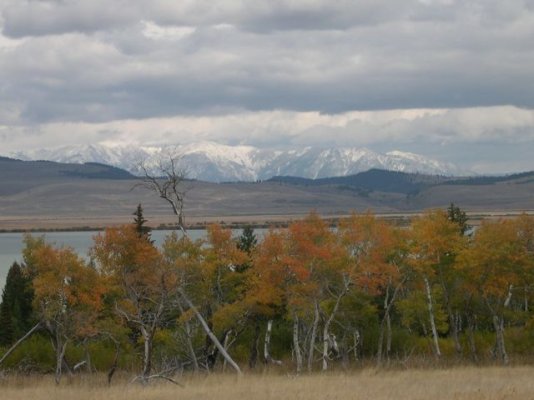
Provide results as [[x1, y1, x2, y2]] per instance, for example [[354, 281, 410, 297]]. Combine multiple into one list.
[[0, 322, 41, 367]]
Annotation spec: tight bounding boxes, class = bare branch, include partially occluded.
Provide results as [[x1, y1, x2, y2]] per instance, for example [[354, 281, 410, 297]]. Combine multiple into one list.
[[133, 151, 189, 234]]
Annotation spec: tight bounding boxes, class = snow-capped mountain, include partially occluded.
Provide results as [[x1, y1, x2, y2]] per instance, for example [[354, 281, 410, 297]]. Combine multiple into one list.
[[8, 142, 468, 182]]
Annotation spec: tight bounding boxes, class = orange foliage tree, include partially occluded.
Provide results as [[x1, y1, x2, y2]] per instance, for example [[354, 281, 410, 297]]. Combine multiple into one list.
[[27, 236, 104, 384], [91, 225, 175, 381], [338, 212, 406, 366], [458, 217, 533, 364]]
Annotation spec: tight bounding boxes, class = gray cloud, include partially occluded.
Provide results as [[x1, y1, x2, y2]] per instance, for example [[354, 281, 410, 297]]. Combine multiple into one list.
[[0, 0, 533, 173]]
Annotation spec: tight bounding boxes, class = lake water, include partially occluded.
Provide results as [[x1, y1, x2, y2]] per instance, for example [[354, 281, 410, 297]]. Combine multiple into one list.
[[0, 229, 258, 292]]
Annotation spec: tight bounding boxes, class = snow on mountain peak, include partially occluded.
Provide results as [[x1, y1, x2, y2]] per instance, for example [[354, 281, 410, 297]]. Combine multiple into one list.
[[6, 142, 469, 182]]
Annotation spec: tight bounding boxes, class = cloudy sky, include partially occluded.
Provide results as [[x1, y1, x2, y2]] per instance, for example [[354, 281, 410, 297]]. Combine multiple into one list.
[[1, 0, 534, 173]]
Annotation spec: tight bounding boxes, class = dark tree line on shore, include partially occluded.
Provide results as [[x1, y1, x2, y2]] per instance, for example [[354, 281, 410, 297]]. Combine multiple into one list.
[[1, 204, 534, 384]]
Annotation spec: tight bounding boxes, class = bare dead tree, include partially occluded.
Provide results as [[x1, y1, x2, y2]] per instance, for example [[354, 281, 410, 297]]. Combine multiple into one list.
[[134, 150, 190, 234]]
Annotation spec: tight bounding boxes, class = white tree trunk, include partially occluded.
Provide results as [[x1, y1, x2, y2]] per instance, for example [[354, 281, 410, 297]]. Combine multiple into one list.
[[492, 315, 509, 365], [307, 301, 320, 372], [264, 320, 282, 365], [177, 301, 199, 372], [55, 338, 68, 385], [264, 320, 273, 363], [322, 286, 347, 371], [293, 314, 302, 374], [222, 330, 233, 373], [140, 326, 153, 381], [424, 277, 441, 358]]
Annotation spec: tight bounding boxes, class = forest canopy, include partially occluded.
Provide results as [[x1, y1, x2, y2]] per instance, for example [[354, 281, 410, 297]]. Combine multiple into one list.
[[1, 209, 534, 383]]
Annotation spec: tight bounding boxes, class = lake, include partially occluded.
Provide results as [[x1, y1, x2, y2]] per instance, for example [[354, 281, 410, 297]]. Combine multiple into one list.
[[0, 229, 262, 292]]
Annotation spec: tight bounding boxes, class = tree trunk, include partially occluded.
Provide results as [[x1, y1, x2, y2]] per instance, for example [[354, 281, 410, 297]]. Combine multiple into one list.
[[140, 326, 153, 381], [447, 303, 462, 355], [264, 319, 273, 363], [177, 301, 199, 372], [178, 289, 242, 375], [492, 315, 509, 365], [424, 277, 441, 358], [486, 286, 512, 366], [377, 285, 390, 367], [222, 330, 233, 373], [55, 337, 68, 385], [467, 314, 478, 363], [322, 328, 331, 371], [307, 300, 320, 372], [451, 322, 461, 355], [293, 313, 303, 374], [248, 320, 261, 369], [107, 340, 120, 385], [264, 320, 282, 365], [322, 287, 347, 371], [0, 322, 41, 366], [248, 318, 261, 369], [438, 264, 462, 355], [353, 330, 360, 362], [376, 278, 405, 367], [184, 319, 199, 373]]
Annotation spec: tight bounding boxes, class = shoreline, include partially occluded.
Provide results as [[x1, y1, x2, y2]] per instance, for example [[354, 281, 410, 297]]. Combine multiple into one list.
[[1, 210, 532, 233]]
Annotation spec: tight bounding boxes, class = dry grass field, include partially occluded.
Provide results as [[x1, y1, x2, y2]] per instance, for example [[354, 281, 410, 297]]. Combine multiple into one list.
[[1, 367, 534, 400]]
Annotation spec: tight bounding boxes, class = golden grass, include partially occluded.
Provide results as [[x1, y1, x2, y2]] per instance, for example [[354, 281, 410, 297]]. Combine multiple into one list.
[[2, 367, 534, 400]]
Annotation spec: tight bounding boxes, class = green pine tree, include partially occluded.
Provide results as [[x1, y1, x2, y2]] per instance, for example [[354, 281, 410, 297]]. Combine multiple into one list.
[[0, 262, 34, 346], [447, 202, 469, 235], [0, 301, 14, 346], [237, 225, 258, 254], [133, 203, 152, 242], [236, 225, 257, 272]]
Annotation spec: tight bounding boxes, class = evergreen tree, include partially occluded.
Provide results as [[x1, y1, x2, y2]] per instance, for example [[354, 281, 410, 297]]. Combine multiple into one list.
[[236, 225, 257, 272], [0, 301, 14, 346], [0, 262, 34, 346], [237, 225, 257, 254], [133, 203, 152, 241], [447, 202, 469, 235]]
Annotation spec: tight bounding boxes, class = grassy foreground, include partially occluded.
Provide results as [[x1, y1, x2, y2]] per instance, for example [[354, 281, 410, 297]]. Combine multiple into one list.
[[1, 367, 534, 400]]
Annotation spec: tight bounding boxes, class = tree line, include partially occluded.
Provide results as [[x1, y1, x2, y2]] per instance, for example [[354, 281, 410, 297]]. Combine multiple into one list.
[[1, 205, 534, 383]]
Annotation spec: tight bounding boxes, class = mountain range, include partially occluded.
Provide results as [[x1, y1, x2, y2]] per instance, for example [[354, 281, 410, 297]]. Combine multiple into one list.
[[7, 142, 469, 182]]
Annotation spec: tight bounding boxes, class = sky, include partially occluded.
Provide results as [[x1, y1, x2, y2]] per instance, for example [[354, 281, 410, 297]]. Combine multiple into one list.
[[1, 0, 534, 174]]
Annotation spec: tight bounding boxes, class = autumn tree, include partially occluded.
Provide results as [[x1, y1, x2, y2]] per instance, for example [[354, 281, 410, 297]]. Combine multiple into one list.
[[196, 224, 248, 370], [92, 225, 175, 382], [338, 212, 406, 366], [282, 212, 347, 372], [458, 217, 533, 364], [244, 229, 290, 369], [162, 225, 245, 375], [161, 233, 203, 372], [408, 210, 466, 358], [28, 238, 104, 384]]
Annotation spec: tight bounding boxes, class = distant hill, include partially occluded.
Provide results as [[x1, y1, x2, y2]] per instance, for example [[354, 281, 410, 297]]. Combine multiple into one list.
[[0, 158, 532, 230], [270, 169, 534, 195], [0, 157, 133, 179], [443, 171, 534, 186], [269, 169, 450, 195], [0, 157, 134, 195]]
